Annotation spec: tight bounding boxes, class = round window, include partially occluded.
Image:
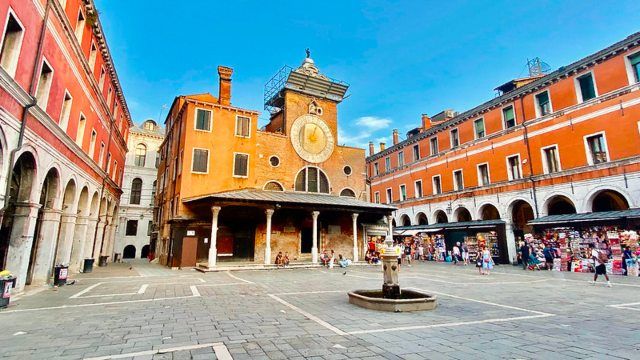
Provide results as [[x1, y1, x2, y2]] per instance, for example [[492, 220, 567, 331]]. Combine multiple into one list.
[[343, 165, 352, 176], [269, 156, 280, 167]]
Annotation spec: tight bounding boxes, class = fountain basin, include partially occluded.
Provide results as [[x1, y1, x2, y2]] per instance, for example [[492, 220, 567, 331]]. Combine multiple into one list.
[[348, 289, 437, 312]]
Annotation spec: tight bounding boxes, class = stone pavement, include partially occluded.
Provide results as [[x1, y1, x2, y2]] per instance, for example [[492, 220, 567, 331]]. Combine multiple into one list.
[[0, 260, 639, 359]]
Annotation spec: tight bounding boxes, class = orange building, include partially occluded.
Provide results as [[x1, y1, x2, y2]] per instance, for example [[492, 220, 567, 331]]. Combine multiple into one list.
[[367, 32, 640, 263], [156, 55, 394, 268]]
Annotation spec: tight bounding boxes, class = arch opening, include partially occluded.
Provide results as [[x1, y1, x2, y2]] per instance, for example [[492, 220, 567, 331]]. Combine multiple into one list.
[[123, 245, 136, 259], [399, 214, 411, 226], [592, 190, 629, 212], [480, 204, 500, 220], [415, 212, 428, 225], [434, 210, 448, 224], [141, 244, 150, 259], [546, 195, 576, 215], [455, 207, 472, 222]]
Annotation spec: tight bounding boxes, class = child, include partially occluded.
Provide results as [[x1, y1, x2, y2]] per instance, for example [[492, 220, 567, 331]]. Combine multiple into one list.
[[275, 251, 284, 268], [283, 252, 290, 267]]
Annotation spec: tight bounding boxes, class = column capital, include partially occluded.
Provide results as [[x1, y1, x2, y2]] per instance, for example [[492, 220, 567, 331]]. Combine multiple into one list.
[[352, 213, 359, 221], [211, 206, 222, 216], [265, 208, 275, 217], [312, 211, 320, 219]]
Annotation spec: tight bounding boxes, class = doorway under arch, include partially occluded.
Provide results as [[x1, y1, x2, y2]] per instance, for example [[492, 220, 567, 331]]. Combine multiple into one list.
[[141, 244, 150, 259], [546, 195, 576, 215], [455, 207, 472, 222], [434, 210, 448, 224], [399, 214, 411, 226], [479, 204, 500, 220], [123, 245, 136, 259], [415, 212, 428, 225], [511, 200, 534, 240], [591, 190, 629, 212]]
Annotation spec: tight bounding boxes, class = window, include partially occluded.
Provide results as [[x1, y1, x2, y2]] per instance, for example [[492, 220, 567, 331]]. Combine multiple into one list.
[[0, 11, 25, 78], [399, 185, 407, 201], [269, 155, 280, 167], [147, 220, 153, 236], [76, 113, 86, 146], [477, 163, 490, 186], [340, 188, 356, 197], [233, 153, 249, 177], [113, 102, 119, 121], [107, 86, 113, 106], [450, 128, 459, 148], [143, 120, 156, 131], [374, 192, 380, 204], [453, 170, 464, 191], [414, 180, 423, 198], [264, 181, 284, 191], [413, 144, 420, 161], [98, 67, 105, 89], [294, 167, 329, 193], [386, 188, 393, 204], [155, 152, 160, 168], [88, 42, 97, 70], [629, 52, 640, 83], [373, 162, 379, 176], [432, 176, 442, 195], [125, 220, 138, 236], [130, 178, 142, 205], [113, 161, 118, 181], [88, 129, 97, 157], [398, 151, 404, 167], [507, 155, 522, 180], [35, 60, 53, 110], [473, 118, 485, 139], [235, 115, 250, 137], [75, 9, 85, 42], [502, 105, 516, 129], [576, 72, 597, 102], [98, 142, 105, 166], [135, 143, 147, 167], [343, 165, 352, 175], [195, 108, 212, 131], [59, 91, 72, 131], [542, 146, 560, 174], [106, 152, 111, 173], [585, 133, 608, 165], [192, 148, 209, 173], [385, 157, 391, 172], [430, 137, 438, 155], [535, 91, 552, 117]]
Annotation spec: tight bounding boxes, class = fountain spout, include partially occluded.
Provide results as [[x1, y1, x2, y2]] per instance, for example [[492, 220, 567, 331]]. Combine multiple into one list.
[[381, 234, 400, 299]]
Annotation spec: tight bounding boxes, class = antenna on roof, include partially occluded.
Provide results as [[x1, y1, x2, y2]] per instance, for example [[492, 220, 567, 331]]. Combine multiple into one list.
[[527, 57, 551, 77]]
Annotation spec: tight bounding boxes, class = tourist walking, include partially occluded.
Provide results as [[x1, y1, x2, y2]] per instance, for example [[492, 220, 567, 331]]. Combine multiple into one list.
[[461, 241, 469, 265], [622, 246, 633, 276], [520, 241, 530, 270], [481, 246, 494, 275], [590, 243, 611, 287], [452, 243, 461, 265], [475, 251, 484, 274], [543, 243, 555, 271]]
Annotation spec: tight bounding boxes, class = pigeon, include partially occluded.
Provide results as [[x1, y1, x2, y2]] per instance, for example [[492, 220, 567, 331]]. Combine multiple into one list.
[[343, 271, 347, 275]]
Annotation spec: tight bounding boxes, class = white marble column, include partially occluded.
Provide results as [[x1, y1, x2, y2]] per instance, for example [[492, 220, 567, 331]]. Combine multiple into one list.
[[93, 216, 107, 259], [312, 211, 320, 264], [69, 215, 88, 273], [505, 222, 518, 264], [387, 214, 394, 238], [264, 208, 274, 265], [352, 213, 359, 262], [30, 209, 62, 285], [208, 206, 221, 269], [55, 214, 77, 266], [5, 202, 40, 291], [84, 216, 98, 259]]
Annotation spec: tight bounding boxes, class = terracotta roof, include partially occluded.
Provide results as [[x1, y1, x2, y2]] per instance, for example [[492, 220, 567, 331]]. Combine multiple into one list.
[[182, 189, 396, 211]]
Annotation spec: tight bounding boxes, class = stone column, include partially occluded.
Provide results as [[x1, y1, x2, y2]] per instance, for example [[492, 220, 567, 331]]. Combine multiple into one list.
[[55, 214, 77, 266], [312, 211, 320, 264], [505, 222, 518, 264], [101, 223, 113, 257], [93, 216, 107, 259], [208, 206, 221, 269], [264, 208, 274, 265], [352, 213, 359, 262], [31, 209, 62, 284], [84, 216, 98, 260], [69, 215, 88, 273], [387, 214, 394, 238], [5, 202, 40, 291]]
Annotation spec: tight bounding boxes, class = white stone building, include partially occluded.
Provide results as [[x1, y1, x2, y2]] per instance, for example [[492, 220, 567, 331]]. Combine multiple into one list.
[[114, 120, 163, 260]]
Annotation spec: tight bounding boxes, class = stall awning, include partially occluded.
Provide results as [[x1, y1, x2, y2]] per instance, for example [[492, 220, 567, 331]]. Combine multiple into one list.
[[528, 208, 640, 225], [395, 219, 505, 232]]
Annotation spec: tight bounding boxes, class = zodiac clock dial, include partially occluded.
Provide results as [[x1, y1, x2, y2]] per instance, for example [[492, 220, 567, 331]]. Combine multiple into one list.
[[290, 114, 335, 163]]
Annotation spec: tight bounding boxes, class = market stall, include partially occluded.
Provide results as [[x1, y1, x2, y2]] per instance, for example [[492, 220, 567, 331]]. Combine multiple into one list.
[[527, 209, 640, 276]]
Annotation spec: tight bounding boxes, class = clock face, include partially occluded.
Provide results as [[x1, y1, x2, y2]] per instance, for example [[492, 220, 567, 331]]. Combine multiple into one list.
[[290, 114, 334, 163]]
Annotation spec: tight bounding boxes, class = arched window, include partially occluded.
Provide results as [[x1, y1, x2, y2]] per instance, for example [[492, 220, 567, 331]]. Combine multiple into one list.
[[294, 167, 329, 193], [143, 120, 156, 131], [134, 143, 146, 167], [340, 188, 355, 197], [264, 181, 284, 191], [130, 178, 142, 204]]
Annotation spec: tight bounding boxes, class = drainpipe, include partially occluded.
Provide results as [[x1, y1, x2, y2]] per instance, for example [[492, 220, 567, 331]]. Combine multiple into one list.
[[1, 0, 52, 220], [519, 97, 540, 218]]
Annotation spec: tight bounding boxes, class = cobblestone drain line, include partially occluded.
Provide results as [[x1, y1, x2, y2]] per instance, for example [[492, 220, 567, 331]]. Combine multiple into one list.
[[82, 341, 231, 360], [69, 282, 148, 299], [267, 292, 349, 336], [225, 270, 255, 284]]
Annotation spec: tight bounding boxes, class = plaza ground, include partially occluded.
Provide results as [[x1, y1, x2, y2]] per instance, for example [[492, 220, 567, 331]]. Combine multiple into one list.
[[0, 261, 639, 360]]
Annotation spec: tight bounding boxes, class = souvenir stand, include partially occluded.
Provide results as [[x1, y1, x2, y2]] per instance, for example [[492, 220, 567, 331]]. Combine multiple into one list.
[[527, 209, 640, 275]]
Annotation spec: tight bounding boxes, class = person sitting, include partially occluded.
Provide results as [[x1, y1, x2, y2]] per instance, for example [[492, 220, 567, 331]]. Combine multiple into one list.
[[283, 252, 290, 267], [338, 254, 352, 268], [320, 250, 330, 266], [274, 251, 284, 268]]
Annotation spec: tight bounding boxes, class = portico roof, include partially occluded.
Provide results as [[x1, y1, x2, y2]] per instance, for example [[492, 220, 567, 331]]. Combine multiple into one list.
[[394, 219, 505, 232], [182, 189, 396, 212], [527, 208, 640, 225]]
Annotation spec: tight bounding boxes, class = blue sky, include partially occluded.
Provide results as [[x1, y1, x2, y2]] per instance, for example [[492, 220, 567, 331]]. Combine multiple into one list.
[[96, 0, 640, 149]]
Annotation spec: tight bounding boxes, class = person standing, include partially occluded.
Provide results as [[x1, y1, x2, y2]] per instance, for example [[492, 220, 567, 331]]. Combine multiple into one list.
[[461, 242, 469, 266], [543, 243, 555, 271], [589, 243, 611, 287], [481, 245, 494, 275], [520, 242, 530, 270], [622, 246, 633, 276], [452, 243, 461, 265]]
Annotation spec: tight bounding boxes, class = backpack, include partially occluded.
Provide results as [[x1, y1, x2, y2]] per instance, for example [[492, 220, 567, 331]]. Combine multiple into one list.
[[597, 250, 609, 263]]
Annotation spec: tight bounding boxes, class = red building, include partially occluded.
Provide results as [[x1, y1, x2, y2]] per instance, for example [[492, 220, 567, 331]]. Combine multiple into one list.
[[0, 0, 131, 291], [367, 32, 640, 263]]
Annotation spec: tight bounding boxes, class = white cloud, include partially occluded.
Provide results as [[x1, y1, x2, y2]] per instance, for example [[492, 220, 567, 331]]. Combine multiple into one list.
[[338, 116, 394, 149], [355, 116, 392, 131]]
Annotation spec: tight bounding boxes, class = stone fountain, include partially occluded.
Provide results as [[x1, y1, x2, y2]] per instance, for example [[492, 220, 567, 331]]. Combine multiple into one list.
[[348, 235, 437, 312]]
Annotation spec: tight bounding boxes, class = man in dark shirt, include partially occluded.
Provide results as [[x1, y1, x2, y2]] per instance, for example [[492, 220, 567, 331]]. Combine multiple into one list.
[[520, 242, 530, 270]]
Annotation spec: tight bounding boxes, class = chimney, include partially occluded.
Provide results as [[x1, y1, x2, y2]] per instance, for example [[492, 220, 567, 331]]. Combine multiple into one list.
[[379, 142, 386, 151], [217, 66, 233, 106], [368, 141, 375, 156], [421, 114, 431, 131], [392, 129, 399, 145]]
